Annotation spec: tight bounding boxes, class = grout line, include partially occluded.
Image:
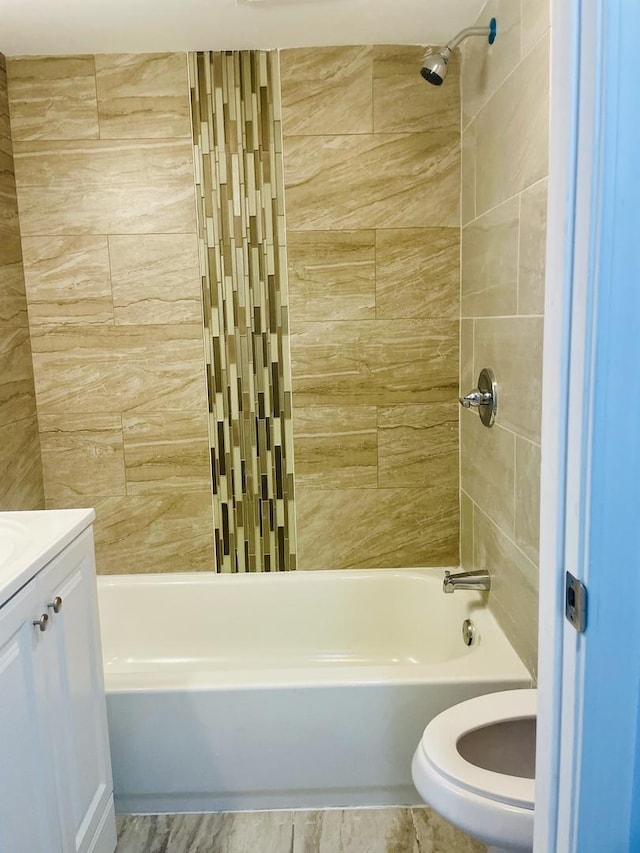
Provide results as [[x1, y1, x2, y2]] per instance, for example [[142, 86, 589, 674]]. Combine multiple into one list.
[[461, 313, 544, 321], [91, 54, 101, 141], [105, 234, 116, 325], [462, 178, 547, 231], [487, 419, 541, 446], [513, 430, 518, 543], [461, 26, 551, 134], [516, 190, 523, 315], [474, 497, 538, 571], [471, 317, 475, 389], [22, 232, 198, 239]]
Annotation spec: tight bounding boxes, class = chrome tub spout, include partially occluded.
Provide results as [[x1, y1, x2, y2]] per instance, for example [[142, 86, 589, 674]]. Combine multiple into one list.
[[443, 570, 491, 594]]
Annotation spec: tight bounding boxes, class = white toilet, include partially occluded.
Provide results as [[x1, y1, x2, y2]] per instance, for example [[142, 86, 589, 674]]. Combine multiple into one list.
[[411, 689, 536, 853]]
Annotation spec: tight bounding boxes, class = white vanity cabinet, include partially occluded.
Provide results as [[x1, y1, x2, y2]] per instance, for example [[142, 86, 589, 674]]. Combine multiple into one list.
[[0, 513, 116, 853], [0, 577, 61, 852]]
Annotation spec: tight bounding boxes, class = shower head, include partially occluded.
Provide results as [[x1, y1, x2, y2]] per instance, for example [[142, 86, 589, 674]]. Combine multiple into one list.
[[420, 47, 451, 86], [421, 17, 497, 86]]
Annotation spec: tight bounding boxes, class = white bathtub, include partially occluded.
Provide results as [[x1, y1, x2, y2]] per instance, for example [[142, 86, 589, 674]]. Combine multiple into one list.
[[98, 568, 531, 814]]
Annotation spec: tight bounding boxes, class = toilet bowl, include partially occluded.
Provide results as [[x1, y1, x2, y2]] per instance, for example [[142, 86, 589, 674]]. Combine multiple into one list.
[[411, 689, 536, 853]]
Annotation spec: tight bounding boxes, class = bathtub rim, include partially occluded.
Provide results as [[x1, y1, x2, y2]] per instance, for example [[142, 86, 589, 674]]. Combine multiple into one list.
[[98, 566, 532, 693]]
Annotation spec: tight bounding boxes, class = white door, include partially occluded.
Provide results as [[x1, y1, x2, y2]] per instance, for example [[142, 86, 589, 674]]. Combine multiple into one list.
[[0, 580, 62, 853], [40, 529, 113, 853]]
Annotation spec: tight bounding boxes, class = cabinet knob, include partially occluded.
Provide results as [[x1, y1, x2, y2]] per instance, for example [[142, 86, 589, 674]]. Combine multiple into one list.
[[48, 596, 63, 614], [33, 614, 49, 632]]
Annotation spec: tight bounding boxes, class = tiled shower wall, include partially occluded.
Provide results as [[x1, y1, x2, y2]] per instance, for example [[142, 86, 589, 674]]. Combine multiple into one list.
[[460, 0, 550, 675], [7, 54, 214, 573], [0, 53, 44, 510], [281, 47, 461, 569], [7, 47, 464, 576]]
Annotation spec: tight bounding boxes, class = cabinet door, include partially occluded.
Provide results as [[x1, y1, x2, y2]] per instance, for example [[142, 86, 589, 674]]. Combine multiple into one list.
[[39, 529, 114, 853], [0, 580, 62, 853]]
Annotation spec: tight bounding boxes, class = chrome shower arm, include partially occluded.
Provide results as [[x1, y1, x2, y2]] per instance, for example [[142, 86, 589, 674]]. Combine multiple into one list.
[[446, 25, 493, 51], [420, 17, 496, 86]]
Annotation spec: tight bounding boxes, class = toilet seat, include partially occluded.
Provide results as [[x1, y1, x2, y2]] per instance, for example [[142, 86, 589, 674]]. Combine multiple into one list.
[[417, 689, 536, 810]]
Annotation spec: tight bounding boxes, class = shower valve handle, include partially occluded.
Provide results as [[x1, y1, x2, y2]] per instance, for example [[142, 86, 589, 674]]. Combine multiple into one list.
[[459, 368, 498, 428], [459, 390, 493, 408]]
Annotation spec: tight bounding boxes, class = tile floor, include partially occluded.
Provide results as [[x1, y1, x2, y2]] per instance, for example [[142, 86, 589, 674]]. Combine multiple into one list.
[[116, 807, 486, 852]]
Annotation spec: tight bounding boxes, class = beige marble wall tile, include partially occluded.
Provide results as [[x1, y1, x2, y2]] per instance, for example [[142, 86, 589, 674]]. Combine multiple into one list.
[[30, 325, 207, 414], [293, 406, 377, 489], [291, 319, 458, 406], [109, 234, 201, 325], [461, 196, 519, 318], [475, 34, 549, 215], [474, 316, 543, 442], [0, 65, 10, 158], [122, 412, 211, 495], [0, 257, 28, 316], [460, 489, 474, 570], [375, 228, 459, 320], [372, 46, 460, 134], [0, 162, 22, 263], [12, 138, 197, 235], [48, 493, 215, 574], [280, 46, 373, 135], [0, 121, 11, 158], [95, 53, 191, 139], [0, 416, 43, 510], [284, 132, 460, 230], [461, 416, 515, 537], [461, 0, 522, 128], [460, 318, 474, 395], [21, 235, 114, 326], [522, 0, 551, 56], [0, 124, 10, 159], [0, 282, 40, 427], [38, 413, 125, 501], [474, 504, 538, 676], [296, 486, 458, 569], [378, 403, 458, 489], [460, 14, 549, 675], [287, 230, 375, 322], [515, 435, 541, 564], [461, 119, 477, 226], [0, 54, 44, 510], [282, 44, 463, 572], [7, 52, 210, 566], [6, 56, 99, 141], [518, 178, 548, 315]]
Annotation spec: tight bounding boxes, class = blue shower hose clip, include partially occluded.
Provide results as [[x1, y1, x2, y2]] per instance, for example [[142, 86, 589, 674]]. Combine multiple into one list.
[[488, 17, 497, 44]]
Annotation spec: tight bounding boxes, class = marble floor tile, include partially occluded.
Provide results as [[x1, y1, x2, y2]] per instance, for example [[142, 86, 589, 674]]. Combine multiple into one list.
[[116, 812, 294, 853], [293, 808, 417, 853], [116, 808, 486, 853], [411, 808, 485, 853]]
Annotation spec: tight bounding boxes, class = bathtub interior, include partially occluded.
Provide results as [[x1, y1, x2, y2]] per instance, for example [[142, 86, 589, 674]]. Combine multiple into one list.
[[98, 568, 527, 685]]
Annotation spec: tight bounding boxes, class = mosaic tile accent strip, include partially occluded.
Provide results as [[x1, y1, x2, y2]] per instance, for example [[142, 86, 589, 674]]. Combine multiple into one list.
[[189, 51, 296, 572]]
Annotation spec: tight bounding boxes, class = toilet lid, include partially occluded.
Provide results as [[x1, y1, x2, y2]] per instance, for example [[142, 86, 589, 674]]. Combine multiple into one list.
[[419, 689, 536, 810]]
